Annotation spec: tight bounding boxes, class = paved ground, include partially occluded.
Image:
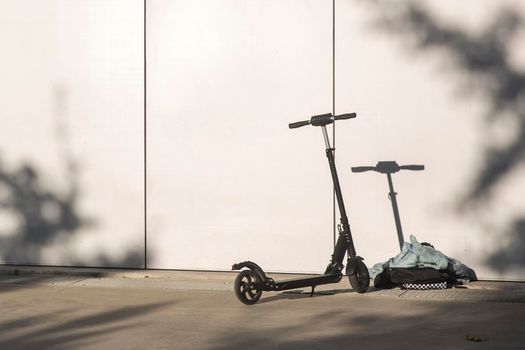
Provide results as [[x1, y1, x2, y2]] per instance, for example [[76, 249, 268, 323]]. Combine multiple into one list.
[[1, 266, 525, 349]]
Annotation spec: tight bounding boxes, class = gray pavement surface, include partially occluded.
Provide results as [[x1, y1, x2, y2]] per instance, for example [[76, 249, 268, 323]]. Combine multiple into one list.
[[1, 265, 525, 349]]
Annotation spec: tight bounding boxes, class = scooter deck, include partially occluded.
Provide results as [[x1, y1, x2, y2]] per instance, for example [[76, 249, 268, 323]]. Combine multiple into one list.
[[262, 273, 343, 291]]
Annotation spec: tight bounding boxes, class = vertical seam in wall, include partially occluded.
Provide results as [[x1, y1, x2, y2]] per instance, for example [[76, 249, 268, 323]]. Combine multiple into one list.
[[332, 0, 336, 248], [144, 0, 148, 269]]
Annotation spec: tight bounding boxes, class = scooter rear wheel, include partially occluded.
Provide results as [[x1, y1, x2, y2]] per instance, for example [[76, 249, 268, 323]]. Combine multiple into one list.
[[348, 259, 370, 293], [234, 270, 262, 305]]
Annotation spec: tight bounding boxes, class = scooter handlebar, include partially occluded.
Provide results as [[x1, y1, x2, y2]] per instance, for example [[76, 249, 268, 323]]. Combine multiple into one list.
[[334, 112, 356, 120], [288, 120, 310, 129], [351, 166, 376, 173], [399, 165, 425, 171]]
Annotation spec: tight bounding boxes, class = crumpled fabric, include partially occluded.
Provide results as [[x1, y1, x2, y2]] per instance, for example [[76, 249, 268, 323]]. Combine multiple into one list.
[[370, 235, 476, 282]]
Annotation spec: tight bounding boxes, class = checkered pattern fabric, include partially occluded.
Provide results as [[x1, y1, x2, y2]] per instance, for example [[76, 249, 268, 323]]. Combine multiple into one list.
[[401, 282, 448, 290]]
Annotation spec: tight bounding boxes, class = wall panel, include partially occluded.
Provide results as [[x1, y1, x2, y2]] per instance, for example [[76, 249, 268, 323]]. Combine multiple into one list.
[[0, 0, 144, 267], [335, 0, 525, 280], [147, 0, 334, 272]]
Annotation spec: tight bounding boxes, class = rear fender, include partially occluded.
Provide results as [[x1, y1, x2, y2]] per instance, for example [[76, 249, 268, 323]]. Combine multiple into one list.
[[232, 261, 267, 280]]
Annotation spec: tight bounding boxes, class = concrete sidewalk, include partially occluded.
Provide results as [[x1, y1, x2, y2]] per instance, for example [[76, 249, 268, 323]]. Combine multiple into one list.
[[1, 265, 525, 349], [1, 264, 524, 299]]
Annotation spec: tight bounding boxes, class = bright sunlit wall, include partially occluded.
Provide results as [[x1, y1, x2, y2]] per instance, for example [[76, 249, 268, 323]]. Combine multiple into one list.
[[1, 0, 524, 281]]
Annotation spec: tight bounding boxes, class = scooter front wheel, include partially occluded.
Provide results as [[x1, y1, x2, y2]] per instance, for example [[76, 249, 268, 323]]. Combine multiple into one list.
[[348, 259, 370, 293], [234, 270, 262, 305]]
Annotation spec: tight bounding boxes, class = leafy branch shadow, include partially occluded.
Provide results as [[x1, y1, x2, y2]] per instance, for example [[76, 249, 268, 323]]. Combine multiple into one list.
[[0, 84, 144, 268], [368, 0, 525, 272]]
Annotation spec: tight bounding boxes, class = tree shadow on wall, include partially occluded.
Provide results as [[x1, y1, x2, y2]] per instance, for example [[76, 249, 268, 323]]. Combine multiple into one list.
[[0, 158, 143, 268], [0, 83, 144, 268], [366, 1, 525, 273], [488, 218, 525, 273], [0, 160, 82, 263]]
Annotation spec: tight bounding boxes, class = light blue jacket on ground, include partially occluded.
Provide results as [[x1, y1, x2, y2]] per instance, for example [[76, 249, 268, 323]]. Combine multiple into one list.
[[370, 235, 476, 282]]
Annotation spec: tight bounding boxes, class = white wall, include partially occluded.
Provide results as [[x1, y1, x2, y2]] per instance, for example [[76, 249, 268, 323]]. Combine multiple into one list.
[[147, 0, 525, 280], [336, 0, 525, 280], [147, 0, 335, 272], [0, 0, 144, 267], [1, 0, 524, 280]]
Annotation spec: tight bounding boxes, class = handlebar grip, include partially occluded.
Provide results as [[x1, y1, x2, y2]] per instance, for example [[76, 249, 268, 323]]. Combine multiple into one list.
[[334, 112, 357, 120], [399, 165, 425, 171], [288, 120, 310, 129], [310, 113, 333, 126], [351, 166, 376, 173]]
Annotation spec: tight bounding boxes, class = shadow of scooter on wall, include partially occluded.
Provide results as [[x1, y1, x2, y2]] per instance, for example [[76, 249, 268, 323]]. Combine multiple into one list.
[[352, 161, 424, 251]]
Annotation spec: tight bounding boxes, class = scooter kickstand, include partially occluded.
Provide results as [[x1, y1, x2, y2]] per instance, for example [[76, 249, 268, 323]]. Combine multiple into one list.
[[310, 286, 316, 297]]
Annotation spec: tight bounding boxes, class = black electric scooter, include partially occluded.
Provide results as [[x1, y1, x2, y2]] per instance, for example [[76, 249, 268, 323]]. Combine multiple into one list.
[[232, 112, 370, 305], [351, 161, 424, 250]]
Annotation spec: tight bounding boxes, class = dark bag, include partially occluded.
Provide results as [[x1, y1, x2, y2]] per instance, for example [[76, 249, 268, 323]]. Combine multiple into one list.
[[374, 267, 451, 289]]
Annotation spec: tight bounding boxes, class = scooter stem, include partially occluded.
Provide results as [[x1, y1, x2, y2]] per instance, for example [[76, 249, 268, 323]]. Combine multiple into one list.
[[322, 125, 331, 149], [321, 125, 357, 266]]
